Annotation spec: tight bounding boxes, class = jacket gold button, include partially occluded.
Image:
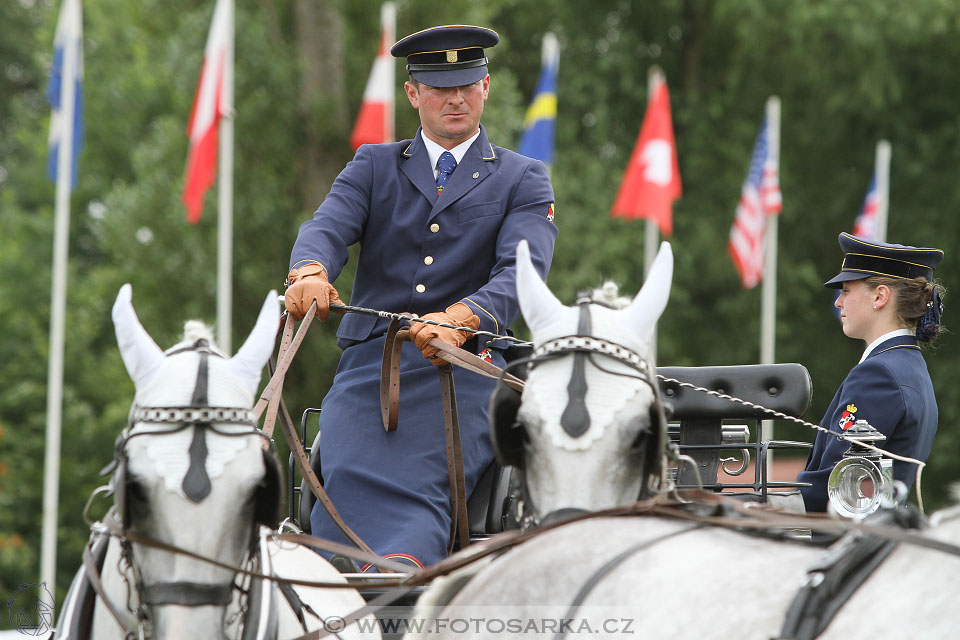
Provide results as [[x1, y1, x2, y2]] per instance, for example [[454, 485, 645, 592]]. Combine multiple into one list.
[[424, 256, 434, 265], [430, 223, 440, 233], [416, 284, 426, 293]]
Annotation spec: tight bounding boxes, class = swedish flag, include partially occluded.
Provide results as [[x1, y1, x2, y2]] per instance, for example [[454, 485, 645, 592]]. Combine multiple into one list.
[[518, 33, 559, 165]]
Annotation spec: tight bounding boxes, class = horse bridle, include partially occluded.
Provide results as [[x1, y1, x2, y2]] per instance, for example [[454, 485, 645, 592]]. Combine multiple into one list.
[[93, 339, 282, 638], [490, 299, 670, 527]]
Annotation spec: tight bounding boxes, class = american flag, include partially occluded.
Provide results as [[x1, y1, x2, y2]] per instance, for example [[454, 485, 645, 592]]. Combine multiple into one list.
[[834, 162, 885, 317], [852, 173, 881, 240], [728, 110, 782, 289]]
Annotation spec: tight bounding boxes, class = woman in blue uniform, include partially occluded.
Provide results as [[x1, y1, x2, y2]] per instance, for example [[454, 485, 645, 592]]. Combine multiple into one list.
[[798, 232, 945, 512]]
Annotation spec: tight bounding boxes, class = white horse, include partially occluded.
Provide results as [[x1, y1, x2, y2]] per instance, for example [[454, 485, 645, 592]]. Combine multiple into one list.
[[55, 285, 378, 639], [407, 240, 960, 639]]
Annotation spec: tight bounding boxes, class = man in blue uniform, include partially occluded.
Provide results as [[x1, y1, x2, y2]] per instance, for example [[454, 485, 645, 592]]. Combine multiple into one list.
[[798, 233, 944, 513], [284, 25, 557, 568]]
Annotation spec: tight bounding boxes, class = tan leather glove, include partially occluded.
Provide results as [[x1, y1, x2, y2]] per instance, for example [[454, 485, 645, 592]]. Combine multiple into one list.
[[406, 303, 480, 366], [284, 263, 342, 321]]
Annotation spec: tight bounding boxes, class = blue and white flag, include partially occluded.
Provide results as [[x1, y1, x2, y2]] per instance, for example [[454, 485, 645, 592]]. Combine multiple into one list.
[[517, 33, 559, 165], [47, 0, 84, 190]]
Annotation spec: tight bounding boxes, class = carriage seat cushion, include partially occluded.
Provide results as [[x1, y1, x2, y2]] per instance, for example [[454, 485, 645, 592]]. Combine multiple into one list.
[[657, 363, 812, 420], [467, 460, 517, 536]]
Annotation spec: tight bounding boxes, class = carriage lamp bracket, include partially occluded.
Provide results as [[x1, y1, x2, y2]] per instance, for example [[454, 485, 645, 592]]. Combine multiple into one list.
[[827, 419, 894, 519]]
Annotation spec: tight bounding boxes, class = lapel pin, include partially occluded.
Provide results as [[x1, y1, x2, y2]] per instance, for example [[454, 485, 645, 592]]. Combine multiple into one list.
[[473, 172, 480, 179]]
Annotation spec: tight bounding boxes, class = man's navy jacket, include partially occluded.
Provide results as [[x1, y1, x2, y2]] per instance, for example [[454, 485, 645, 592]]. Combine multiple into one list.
[[290, 124, 558, 352]]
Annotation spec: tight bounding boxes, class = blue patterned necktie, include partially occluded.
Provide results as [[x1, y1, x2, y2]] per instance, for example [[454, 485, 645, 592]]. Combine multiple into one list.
[[436, 151, 457, 195]]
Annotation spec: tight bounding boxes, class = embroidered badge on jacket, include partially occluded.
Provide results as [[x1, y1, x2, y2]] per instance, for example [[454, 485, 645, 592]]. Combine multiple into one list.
[[838, 403, 858, 430], [478, 348, 493, 363], [547, 202, 555, 224]]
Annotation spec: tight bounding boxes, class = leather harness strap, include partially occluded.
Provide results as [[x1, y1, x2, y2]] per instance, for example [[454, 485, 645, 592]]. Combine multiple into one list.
[[141, 582, 233, 607], [776, 507, 927, 640], [428, 339, 525, 392], [276, 378, 374, 554], [254, 302, 317, 421], [82, 539, 138, 638], [261, 312, 296, 438], [438, 364, 470, 553], [380, 318, 403, 432], [252, 303, 373, 553], [379, 324, 472, 552]]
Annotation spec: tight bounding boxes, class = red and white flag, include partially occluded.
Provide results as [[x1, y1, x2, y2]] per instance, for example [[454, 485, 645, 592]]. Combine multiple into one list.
[[349, 2, 396, 151], [728, 98, 782, 289], [182, 0, 233, 224], [610, 73, 682, 236]]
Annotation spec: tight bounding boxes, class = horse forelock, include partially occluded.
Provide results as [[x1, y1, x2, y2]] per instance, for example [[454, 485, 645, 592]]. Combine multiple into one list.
[[588, 281, 632, 309], [181, 320, 216, 346]]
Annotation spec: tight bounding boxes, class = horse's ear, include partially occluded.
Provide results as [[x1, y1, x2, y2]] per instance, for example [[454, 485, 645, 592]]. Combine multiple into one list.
[[516, 239, 566, 335], [229, 290, 280, 395], [112, 284, 165, 391], [623, 241, 673, 341]]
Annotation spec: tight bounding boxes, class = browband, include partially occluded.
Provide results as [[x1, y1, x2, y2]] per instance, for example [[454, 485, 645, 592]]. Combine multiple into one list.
[[131, 406, 257, 426]]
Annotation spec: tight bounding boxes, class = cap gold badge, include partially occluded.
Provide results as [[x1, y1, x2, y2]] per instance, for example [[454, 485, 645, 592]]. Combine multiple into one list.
[[446, 50, 458, 63]]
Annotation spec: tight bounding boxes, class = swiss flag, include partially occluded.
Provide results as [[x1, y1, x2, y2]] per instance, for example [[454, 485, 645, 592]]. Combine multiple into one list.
[[610, 74, 682, 236], [182, 0, 232, 224], [349, 2, 396, 151]]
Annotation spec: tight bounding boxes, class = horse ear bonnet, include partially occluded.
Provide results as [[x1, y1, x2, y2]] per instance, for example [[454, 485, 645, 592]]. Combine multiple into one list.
[[489, 383, 525, 469]]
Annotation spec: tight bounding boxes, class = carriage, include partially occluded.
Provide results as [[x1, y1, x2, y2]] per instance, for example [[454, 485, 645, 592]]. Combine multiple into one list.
[[288, 360, 815, 554], [56, 242, 958, 640]]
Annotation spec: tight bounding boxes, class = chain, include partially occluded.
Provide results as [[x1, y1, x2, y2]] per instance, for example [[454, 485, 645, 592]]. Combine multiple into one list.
[[329, 303, 533, 346], [289, 298, 927, 506], [656, 374, 927, 510]]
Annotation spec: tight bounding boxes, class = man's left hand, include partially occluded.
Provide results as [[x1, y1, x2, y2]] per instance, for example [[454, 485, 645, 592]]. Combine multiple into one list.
[[406, 303, 480, 366]]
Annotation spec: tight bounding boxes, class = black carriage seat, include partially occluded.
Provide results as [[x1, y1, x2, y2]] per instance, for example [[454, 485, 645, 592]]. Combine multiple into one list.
[[657, 363, 813, 488], [657, 363, 812, 420], [296, 431, 517, 539]]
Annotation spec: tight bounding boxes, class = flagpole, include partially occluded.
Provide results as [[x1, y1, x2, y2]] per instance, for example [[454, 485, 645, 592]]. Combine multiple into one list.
[[41, 0, 80, 591], [875, 140, 891, 242], [645, 67, 665, 359], [760, 96, 780, 457], [540, 32, 557, 179], [383, 2, 396, 143], [216, 0, 235, 353]]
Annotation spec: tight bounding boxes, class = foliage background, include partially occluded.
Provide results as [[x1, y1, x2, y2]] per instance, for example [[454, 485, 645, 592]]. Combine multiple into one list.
[[2, 0, 960, 610]]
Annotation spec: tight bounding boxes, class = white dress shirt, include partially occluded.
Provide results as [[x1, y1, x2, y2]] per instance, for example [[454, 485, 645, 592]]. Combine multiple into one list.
[[421, 129, 481, 178]]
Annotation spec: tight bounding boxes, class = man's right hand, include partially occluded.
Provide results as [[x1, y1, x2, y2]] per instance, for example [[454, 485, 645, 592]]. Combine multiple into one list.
[[284, 263, 342, 321]]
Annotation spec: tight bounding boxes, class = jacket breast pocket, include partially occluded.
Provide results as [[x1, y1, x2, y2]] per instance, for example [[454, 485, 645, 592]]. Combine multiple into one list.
[[456, 201, 503, 224]]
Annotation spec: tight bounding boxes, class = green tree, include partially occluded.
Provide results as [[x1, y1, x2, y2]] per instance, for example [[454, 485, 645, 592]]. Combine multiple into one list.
[[3, 0, 960, 610]]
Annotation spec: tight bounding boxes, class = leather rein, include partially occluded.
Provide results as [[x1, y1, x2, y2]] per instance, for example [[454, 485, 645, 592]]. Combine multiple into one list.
[[256, 302, 524, 557]]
